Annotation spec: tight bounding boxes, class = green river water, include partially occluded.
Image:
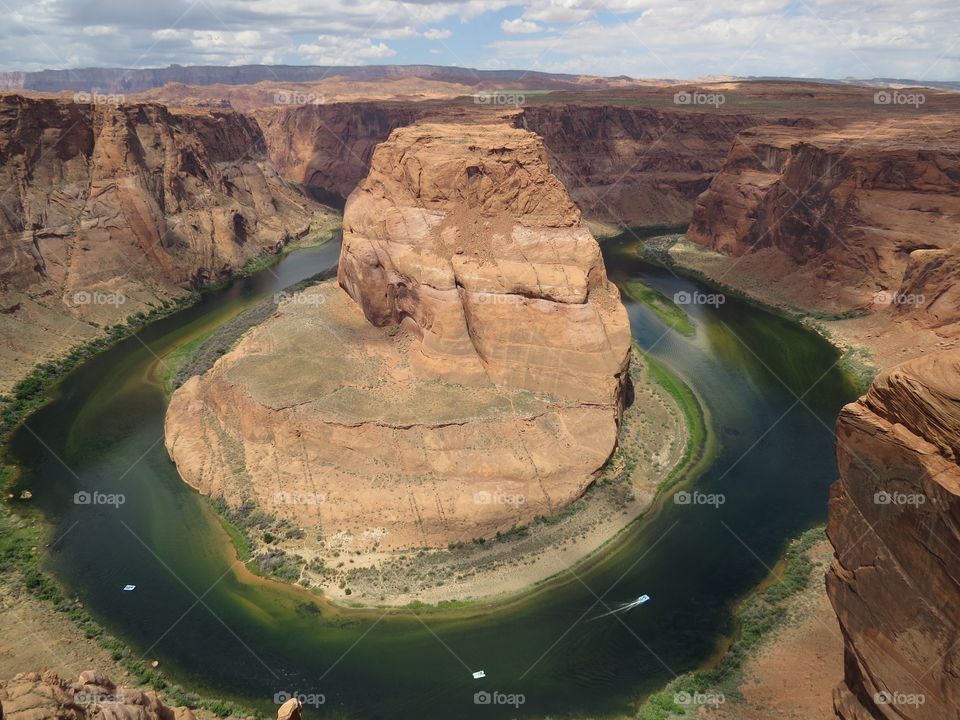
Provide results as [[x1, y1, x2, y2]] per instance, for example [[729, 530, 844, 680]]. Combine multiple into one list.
[[8, 234, 859, 719]]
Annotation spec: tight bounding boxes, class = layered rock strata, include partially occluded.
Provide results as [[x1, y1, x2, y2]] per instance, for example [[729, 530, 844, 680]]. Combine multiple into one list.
[[827, 349, 960, 720], [165, 122, 631, 553], [0, 94, 325, 390], [687, 121, 960, 325]]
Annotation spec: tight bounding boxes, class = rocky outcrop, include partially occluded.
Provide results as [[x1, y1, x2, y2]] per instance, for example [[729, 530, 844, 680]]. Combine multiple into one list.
[[338, 122, 630, 404], [0, 670, 195, 720], [165, 121, 631, 556], [0, 94, 326, 391], [687, 121, 960, 323], [826, 348, 960, 720]]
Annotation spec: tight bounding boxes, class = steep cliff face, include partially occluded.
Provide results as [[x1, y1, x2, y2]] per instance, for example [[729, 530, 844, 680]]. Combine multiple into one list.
[[253, 101, 766, 227], [0, 94, 325, 390], [827, 349, 960, 720], [687, 121, 960, 324], [165, 121, 631, 556], [253, 102, 425, 201], [0, 670, 195, 720], [518, 105, 762, 227]]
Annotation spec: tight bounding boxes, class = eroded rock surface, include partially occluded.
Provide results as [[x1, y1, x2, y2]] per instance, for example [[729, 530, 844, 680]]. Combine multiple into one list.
[[0, 671, 195, 720], [827, 349, 960, 720], [165, 122, 631, 554], [338, 122, 630, 404], [0, 94, 327, 391], [687, 120, 960, 325]]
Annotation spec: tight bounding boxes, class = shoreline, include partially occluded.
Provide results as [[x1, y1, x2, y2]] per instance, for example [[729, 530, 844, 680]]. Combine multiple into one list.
[[0, 230, 340, 719], [168, 337, 710, 612]]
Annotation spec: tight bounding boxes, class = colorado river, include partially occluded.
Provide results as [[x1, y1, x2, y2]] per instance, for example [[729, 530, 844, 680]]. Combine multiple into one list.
[[8, 234, 859, 719]]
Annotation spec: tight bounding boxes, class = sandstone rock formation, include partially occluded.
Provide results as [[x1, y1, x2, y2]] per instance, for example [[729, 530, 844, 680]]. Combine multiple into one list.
[[276, 697, 301, 720], [0, 670, 195, 720], [827, 348, 960, 720], [165, 122, 631, 555], [338, 122, 630, 404], [687, 120, 960, 325], [0, 94, 327, 391], [253, 102, 425, 202]]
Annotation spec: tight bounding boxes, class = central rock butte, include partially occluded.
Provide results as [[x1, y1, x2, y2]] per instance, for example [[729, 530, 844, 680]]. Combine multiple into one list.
[[165, 121, 631, 554]]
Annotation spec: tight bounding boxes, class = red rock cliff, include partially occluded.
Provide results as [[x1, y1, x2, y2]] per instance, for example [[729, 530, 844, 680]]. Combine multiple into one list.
[[0, 94, 325, 389], [687, 121, 960, 325], [827, 348, 960, 719]]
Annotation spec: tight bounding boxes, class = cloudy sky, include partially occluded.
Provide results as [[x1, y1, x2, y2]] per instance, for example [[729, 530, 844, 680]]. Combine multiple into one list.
[[1, 0, 958, 80]]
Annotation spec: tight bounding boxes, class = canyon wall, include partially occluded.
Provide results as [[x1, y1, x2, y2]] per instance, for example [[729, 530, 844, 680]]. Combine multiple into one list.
[[255, 101, 765, 226], [253, 102, 426, 202], [0, 94, 326, 390], [827, 348, 960, 720], [687, 120, 960, 323], [684, 113, 960, 720], [518, 105, 762, 227], [165, 121, 631, 555]]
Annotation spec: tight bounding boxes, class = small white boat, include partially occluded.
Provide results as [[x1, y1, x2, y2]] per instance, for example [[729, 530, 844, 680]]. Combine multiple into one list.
[[472, 670, 486, 679], [589, 594, 651, 620], [122, 584, 137, 592]]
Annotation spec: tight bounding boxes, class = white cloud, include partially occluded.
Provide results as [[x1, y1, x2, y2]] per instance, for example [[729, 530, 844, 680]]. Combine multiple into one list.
[[81, 25, 115, 36], [0, 0, 956, 80], [501, 19, 542, 34], [151, 28, 187, 41], [297, 35, 397, 64]]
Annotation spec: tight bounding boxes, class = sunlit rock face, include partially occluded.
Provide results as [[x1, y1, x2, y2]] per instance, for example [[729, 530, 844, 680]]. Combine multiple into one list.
[[827, 348, 960, 720], [165, 121, 631, 554]]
